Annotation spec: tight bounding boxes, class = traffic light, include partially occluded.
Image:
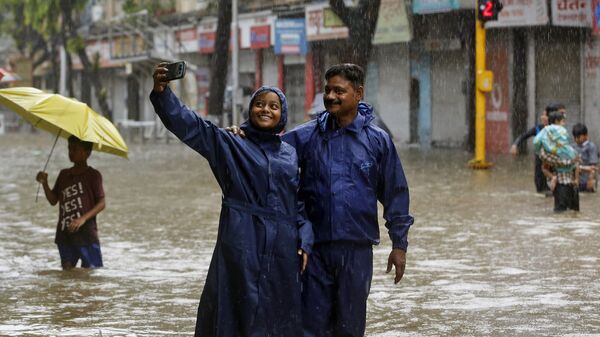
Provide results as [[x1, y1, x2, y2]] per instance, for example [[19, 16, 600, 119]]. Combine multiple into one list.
[[478, 0, 503, 22]]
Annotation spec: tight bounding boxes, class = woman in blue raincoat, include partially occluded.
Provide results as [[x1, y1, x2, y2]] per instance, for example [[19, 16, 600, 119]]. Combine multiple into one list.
[[150, 64, 313, 337]]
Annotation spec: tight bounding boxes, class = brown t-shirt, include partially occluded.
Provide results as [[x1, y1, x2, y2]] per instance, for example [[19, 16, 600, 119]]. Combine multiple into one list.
[[52, 166, 104, 245]]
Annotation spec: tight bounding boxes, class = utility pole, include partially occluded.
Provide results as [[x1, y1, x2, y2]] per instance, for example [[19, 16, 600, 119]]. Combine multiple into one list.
[[469, 0, 502, 169], [231, 0, 239, 126]]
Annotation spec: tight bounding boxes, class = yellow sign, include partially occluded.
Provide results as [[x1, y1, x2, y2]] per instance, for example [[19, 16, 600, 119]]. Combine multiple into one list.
[[323, 8, 345, 27], [374, 0, 412, 44]]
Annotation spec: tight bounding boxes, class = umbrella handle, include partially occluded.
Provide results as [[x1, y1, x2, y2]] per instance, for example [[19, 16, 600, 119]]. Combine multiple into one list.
[[36, 131, 61, 203]]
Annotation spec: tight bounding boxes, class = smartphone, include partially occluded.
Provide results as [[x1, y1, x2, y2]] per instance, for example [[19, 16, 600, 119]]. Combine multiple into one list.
[[165, 61, 186, 81]]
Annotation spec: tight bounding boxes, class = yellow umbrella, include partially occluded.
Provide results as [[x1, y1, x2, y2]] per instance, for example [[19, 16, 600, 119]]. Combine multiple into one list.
[[0, 87, 128, 158], [0, 87, 129, 201]]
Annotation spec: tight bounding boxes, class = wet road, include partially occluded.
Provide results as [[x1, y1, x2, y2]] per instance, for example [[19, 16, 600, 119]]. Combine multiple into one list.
[[1, 132, 599, 336]]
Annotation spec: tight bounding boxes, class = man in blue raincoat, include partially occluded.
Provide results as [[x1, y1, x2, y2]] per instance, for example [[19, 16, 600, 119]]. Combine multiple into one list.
[[150, 64, 313, 337], [284, 64, 414, 337]]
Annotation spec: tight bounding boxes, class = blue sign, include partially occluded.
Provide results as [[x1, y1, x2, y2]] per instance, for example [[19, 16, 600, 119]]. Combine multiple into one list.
[[413, 0, 459, 14], [275, 19, 307, 55]]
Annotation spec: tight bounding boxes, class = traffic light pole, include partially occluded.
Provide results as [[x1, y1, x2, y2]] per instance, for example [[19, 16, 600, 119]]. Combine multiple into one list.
[[469, 17, 493, 169]]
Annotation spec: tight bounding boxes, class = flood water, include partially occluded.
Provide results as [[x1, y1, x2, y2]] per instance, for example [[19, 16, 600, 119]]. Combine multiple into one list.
[[1, 132, 599, 337]]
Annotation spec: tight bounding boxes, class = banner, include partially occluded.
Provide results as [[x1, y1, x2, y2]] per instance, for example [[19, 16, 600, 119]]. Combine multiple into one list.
[[274, 19, 307, 55], [250, 25, 271, 49], [306, 2, 349, 41], [412, 0, 459, 14], [551, 0, 593, 27], [486, 0, 549, 27], [373, 0, 411, 44]]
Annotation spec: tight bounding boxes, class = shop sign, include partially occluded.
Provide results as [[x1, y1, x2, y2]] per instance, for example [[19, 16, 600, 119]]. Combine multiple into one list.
[[274, 19, 307, 55], [198, 19, 241, 53], [412, 0, 459, 14], [593, 0, 600, 34], [551, 0, 593, 27], [306, 2, 349, 41], [199, 31, 216, 54], [373, 0, 411, 43], [486, 0, 549, 27], [250, 25, 271, 49]]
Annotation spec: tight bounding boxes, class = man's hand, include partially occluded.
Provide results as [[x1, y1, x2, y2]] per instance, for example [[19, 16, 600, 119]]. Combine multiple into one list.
[[36, 171, 48, 185], [386, 248, 406, 284], [509, 145, 518, 156], [153, 63, 169, 93], [68, 217, 86, 233], [224, 125, 246, 137], [298, 249, 308, 273]]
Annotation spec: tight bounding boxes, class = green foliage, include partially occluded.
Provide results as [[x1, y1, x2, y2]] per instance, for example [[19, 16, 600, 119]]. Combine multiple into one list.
[[23, 0, 61, 38], [67, 36, 85, 53]]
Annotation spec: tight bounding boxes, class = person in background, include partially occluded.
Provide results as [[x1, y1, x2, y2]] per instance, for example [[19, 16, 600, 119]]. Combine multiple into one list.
[[535, 111, 579, 212], [35, 136, 106, 270], [510, 103, 566, 194], [572, 123, 598, 192]]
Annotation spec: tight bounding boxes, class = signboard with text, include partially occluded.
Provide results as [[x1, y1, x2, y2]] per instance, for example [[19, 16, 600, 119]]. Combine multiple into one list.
[[593, 0, 600, 34], [486, 0, 549, 27], [373, 0, 411, 43], [551, 0, 593, 27], [413, 0, 459, 14], [275, 19, 307, 55], [250, 25, 271, 49], [306, 2, 349, 41]]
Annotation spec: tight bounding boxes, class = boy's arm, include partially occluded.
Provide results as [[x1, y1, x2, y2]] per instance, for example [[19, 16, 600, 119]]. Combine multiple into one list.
[[377, 135, 414, 284], [68, 197, 105, 233], [36, 171, 58, 205]]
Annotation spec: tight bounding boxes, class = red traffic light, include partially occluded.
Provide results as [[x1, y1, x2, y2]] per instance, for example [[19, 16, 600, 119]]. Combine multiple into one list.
[[478, 0, 503, 21]]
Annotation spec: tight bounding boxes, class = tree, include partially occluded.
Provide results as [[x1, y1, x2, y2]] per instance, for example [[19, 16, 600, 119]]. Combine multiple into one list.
[[328, 0, 382, 71], [0, 0, 61, 92], [1, 0, 114, 119], [59, 0, 113, 120], [207, 0, 232, 120]]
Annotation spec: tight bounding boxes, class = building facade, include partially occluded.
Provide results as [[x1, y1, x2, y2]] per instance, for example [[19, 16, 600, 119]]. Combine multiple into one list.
[[19, 0, 600, 150]]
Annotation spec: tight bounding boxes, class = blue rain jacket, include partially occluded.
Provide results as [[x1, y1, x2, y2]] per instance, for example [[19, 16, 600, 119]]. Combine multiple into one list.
[[283, 102, 413, 250], [150, 86, 313, 337]]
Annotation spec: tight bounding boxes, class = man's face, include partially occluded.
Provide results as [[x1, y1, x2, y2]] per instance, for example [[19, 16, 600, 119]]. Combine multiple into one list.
[[323, 75, 363, 117]]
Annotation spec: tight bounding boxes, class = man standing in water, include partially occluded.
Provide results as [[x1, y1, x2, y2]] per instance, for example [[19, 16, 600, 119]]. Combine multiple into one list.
[[510, 103, 566, 194], [284, 64, 413, 337]]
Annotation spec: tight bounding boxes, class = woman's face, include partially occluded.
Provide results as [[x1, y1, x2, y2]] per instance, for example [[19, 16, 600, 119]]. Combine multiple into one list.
[[250, 91, 282, 131]]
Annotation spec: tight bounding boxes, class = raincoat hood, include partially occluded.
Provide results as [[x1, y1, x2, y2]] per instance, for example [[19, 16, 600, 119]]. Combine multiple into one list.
[[316, 101, 375, 133], [241, 86, 288, 140]]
